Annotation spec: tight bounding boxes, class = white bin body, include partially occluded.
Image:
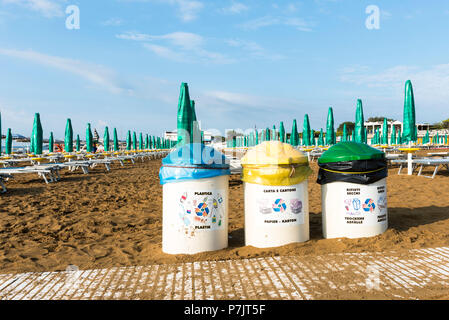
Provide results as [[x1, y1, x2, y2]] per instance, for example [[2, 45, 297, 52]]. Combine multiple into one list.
[[322, 178, 388, 239], [162, 175, 229, 254], [244, 181, 309, 248]]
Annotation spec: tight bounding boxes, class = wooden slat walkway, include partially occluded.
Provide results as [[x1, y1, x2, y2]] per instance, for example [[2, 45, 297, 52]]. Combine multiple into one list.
[[1, 247, 449, 300]]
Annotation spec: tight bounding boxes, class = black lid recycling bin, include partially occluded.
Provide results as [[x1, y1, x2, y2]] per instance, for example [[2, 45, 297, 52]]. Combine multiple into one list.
[[317, 142, 389, 239]]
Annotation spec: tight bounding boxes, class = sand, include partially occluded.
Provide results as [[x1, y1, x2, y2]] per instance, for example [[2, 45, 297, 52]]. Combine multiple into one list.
[[1, 153, 449, 277]]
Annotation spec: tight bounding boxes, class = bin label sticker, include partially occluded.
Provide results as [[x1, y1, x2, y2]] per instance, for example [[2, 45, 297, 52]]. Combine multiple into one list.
[[342, 186, 388, 226], [175, 190, 226, 238], [253, 185, 306, 226]]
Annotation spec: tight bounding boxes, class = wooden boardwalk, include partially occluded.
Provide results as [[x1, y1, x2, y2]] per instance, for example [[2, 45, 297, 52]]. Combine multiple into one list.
[[1, 246, 449, 300]]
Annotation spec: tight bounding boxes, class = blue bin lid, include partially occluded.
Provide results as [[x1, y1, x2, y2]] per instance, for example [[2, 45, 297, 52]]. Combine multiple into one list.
[[159, 143, 230, 184]]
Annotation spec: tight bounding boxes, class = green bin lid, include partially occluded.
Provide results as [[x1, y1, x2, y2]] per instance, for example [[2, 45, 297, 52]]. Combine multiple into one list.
[[318, 142, 385, 164]]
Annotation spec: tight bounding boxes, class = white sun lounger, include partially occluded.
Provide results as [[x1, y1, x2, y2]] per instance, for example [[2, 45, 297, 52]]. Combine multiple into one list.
[[0, 158, 33, 167], [88, 159, 112, 171], [391, 158, 449, 179], [0, 167, 54, 184]]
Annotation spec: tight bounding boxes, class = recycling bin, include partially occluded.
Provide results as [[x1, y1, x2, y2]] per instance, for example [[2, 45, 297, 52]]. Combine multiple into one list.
[[317, 142, 388, 239], [241, 141, 312, 248], [159, 143, 231, 254]]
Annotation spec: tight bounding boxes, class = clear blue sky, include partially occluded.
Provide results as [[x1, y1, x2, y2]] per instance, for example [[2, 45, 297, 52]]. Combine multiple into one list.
[[0, 0, 448, 139]]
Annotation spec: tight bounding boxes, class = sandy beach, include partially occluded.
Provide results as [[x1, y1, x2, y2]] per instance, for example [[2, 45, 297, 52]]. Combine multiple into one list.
[[1, 153, 449, 277]]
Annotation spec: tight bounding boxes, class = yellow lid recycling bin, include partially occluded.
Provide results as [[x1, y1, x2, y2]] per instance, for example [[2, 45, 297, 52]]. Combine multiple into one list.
[[241, 141, 312, 248]]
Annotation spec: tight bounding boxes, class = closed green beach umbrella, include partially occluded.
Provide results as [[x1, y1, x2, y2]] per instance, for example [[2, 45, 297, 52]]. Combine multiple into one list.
[[326, 107, 335, 145], [265, 127, 270, 141], [86, 123, 93, 153], [342, 123, 347, 143], [126, 131, 131, 151], [139, 132, 143, 150], [424, 130, 430, 144], [65, 118, 73, 153], [177, 82, 193, 146], [113, 129, 119, 152], [5, 128, 12, 155], [49, 132, 54, 153], [76, 134, 80, 152], [318, 128, 324, 146], [397, 129, 402, 145], [32, 113, 43, 155], [382, 118, 389, 145], [290, 119, 299, 146], [133, 131, 137, 150], [104, 126, 110, 152], [402, 80, 417, 143], [279, 122, 285, 142], [303, 114, 311, 146], [391, 125, 397, 145], [354, 99, 365, 143]]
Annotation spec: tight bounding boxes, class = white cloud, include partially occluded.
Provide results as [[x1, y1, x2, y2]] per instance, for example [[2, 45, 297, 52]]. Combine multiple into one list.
[[117, 31, 203, 48], [143, 43, 186, 62], [1, 0, 64, 18], [117, 31, 233, 64], [220, 1, 249, 15], [226, 39, 284, 60], [240, 15, 313, 31], [175, 0, 203, 21], [0, 48, 127, 94], [116, 32, 151, 41]]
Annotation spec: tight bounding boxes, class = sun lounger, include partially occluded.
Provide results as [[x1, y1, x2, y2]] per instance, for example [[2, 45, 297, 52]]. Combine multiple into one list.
[[0, 158, 33, 167], [391, 158, 449, 179], [427, 152, 449, 157], [88, 159, 112, 171], [31, 164, 62, 182], [0, 167, 54, 184]]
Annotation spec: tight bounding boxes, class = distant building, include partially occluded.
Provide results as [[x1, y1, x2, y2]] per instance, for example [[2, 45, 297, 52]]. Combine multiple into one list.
[[364, 120, 433, 139]]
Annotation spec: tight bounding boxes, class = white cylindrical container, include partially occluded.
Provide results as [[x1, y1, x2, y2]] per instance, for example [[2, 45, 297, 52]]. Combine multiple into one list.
[[244, 181, 309, 248], [162, 175, 229, 254], [321, 178, 388, 239]]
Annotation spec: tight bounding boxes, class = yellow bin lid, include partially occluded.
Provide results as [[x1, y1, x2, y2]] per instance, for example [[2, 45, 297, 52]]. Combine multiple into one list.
[[241, 141, 311, 186], [241, 141, 309, 166]]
